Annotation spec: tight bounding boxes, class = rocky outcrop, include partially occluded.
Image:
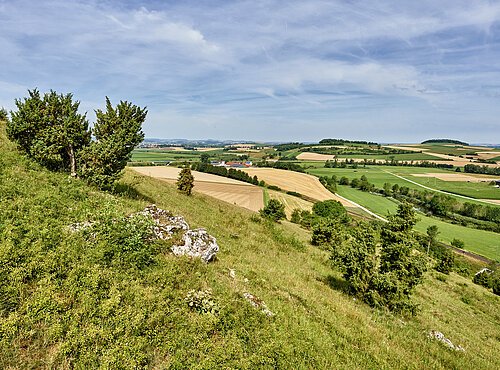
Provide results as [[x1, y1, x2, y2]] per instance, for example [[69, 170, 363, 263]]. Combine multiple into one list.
[[172, 228, 219, 262], [141, 205, 219, 262], [428, 330, 465, 351], [243, 292, 275, 317], [138, 204, 189, 240]]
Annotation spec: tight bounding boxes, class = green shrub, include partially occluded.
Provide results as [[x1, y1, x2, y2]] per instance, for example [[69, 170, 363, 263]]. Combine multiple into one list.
[[312, 200, 348, 221], [259, 199, 286, 222], [290, 208, 301, 224], [435, 248, 455, 274], [451, 238, 465, 249], [177, 167, 194, 195], [473, 270, 492, 288]]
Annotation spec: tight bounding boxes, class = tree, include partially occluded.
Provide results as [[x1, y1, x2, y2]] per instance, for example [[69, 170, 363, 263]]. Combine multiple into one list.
[[78, 97, 146, 188], [339, 176, 349, 185], [0, 107, 8, 121], [451, 238, 465, 249], [177, 167, 195, 195], [260, 199, 286, 222], [383, 183, 392, 196], [8, 89, 90, 175], [290, 209, 301, 224], [435, 248, 454, 274], [312, 200, 348, 221], [200, 153, 210, 164], [426, 225, 440, 254]]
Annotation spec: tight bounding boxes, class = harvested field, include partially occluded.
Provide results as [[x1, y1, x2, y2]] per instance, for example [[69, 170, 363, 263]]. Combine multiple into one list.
[[412, 173, 499, 182], [241, 168, 352, 206], [296, 152, 335, 161], [130, 166, 264, 212], [268, 190, 313, 218], [130, 166, 252, 185], [383, 145, 428, 152], [194, 147, 223, 152]]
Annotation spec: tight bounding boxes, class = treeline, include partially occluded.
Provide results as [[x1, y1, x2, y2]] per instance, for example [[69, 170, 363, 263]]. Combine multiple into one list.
[[319, 138, 379, 146], [191, 162, 260, 185], [421, 139, 469, 145], [464, 164, 500, 176], [274, 142, 303, 151], [324, 158, 454, 169], [305, 147, 416, 155], [338, 176, 500, 232], [255, 160, 305, 172]]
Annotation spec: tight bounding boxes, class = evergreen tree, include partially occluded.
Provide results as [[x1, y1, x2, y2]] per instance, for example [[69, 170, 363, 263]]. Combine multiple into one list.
[[177, 167, 194, 195], [260, 199, 286, 222], [8, 89, 90, 175], [78, 97, 146, 188]]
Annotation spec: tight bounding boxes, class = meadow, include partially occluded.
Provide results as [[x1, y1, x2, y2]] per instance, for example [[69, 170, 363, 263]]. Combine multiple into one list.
[[1, 121, 499, 368]]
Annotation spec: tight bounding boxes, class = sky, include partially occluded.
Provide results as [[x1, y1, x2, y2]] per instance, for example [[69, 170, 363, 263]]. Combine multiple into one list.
[[1, 0, 500, 143]]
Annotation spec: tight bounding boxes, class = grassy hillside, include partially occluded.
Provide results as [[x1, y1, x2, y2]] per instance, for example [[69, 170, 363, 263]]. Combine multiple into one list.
[[1, 122, 499, 368]]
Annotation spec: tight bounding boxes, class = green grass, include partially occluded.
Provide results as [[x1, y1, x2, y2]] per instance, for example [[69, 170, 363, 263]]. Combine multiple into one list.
[[335, 185, 500, 260], [263, 188, 270, 206], [131, 149, 202, 162], [307, 166, 500, 201], [1, 122, 499, 368]]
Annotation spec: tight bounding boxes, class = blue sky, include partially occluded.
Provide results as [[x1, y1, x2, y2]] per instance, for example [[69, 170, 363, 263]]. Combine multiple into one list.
[[1, 0, 500, 143]]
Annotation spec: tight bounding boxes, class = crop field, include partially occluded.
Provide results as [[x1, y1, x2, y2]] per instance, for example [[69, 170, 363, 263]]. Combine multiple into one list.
[[335, 186, 500, 260], [307, 166, 500, 201], [268, 190, 313, 218], [131, 149, 202, 162], [130, 166, 264, 212], [241, 168, 350, 204]]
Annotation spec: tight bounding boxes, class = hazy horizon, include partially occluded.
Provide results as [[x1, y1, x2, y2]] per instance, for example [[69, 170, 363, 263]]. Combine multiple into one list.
[[1, 1, 499, 142]]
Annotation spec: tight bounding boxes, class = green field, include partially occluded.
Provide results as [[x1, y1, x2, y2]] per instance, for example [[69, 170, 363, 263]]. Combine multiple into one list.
[[307, 166, 500, 201], [414, 143, 500, 156], [131, 149, 202, 162], [335, 186, 500, 260]]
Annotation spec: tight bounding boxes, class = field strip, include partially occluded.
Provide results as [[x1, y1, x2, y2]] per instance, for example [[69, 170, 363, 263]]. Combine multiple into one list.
[[381, 170, 499, 205], [334, 193, 387, 222], [131, 166, 263, 212]]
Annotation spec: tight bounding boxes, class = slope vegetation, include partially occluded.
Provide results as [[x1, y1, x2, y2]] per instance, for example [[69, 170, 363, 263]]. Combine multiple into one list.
[[0, 122, 499, 368]]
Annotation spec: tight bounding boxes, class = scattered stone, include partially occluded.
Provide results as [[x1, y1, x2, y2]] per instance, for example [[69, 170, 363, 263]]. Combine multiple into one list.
[[229, 269, 236, 279], [172, 228, 219, 262], [428, 330, 465, 351], [243, 292, 275, 317], [66, 221, 94, 233], [138, 204, 189, 240]]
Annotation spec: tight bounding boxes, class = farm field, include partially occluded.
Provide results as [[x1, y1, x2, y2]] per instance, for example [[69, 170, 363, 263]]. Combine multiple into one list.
[[130, 166, 264, 212], [241, 168, 350, 205], [307, 166, 500, 201], [335, 186, 500, 260], [268, 190, 313, 218], [131, 149, 202, 162]]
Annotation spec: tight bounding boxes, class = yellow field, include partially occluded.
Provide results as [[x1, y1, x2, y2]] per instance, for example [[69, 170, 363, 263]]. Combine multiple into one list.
[[130, 166, 264, 212], [412, 173, 499, 182], [268, 190, 313, 218], [241, 168, 352, 205]]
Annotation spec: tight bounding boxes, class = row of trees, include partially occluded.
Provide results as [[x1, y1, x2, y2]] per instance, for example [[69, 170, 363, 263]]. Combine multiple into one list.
[[6, 89, 146, 189], [464, 164, 500, 176], [324, 158, 454, 169], [191, 162, 260, 185]]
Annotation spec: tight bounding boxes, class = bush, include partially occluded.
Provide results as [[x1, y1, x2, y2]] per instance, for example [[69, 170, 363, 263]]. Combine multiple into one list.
[[312, 200, 348, 221], [185, 289, 219, 315], [451, 238, 465, 249], [339, 176, 349, 185], [290, 208, 301, 224], [473, 270, 492, 288], [435, 248, 455, 274], [259, 199, 286, 222]]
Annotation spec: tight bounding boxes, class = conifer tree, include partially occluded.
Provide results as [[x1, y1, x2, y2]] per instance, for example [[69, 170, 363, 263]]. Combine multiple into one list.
[[177, 167, 194, 195]]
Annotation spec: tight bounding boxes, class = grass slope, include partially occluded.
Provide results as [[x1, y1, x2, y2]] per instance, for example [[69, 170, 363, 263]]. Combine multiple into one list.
[[1, 123, 499, 368]]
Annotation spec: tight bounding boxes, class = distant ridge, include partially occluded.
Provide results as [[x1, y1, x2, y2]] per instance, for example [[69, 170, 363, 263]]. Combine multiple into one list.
[[421, 139, 469, 145]]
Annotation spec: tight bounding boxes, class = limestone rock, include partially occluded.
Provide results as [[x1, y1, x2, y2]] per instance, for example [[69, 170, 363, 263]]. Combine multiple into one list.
[[139, 204, 189, 240], [428, 330, 465, 351], [172, 228, 219, 262], [243, 292, 274, 317]]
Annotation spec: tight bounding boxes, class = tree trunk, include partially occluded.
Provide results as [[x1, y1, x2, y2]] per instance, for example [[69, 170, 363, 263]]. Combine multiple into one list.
[[69, 144, 77, 177]]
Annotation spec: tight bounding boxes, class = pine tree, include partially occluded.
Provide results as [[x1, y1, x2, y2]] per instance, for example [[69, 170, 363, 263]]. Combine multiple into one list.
[[177, 167, 194, 195]]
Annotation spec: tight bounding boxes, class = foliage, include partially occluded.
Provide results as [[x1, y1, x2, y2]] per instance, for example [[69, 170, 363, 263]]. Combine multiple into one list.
[[330, 202, 428, 315], [78, 98, 146, 188], [451, 238, 465, 249], [260, 199, 286, 222], [290, 208, 301, 224], [8, 90, 146, 188], [185, 289, 219, 314], [491, 271, 500, 296], [312, 200, 348, 221], [191, 162, 259, 185], [473, 270, 492, 288], [464, 164, 500, 176], [421, 139, 469, 145], [8, 89, 90, 174], [0, 107, 9, 121], [435, 248, 455, 274], [177, 167, 195, 195]]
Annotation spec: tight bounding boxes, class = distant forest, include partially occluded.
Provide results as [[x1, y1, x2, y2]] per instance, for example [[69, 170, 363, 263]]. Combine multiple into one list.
[[421, 139, 469, 145]]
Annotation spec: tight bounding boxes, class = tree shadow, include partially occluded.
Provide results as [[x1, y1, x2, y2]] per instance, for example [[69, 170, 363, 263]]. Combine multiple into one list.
[[112, 183, 156, 203], [319, 274, 351, 294]]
